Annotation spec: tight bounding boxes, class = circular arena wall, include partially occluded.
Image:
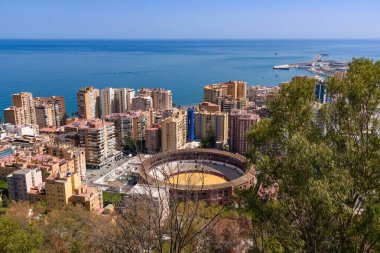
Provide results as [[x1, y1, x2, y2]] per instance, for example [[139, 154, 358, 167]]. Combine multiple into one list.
[[140, 149, 256, 205]]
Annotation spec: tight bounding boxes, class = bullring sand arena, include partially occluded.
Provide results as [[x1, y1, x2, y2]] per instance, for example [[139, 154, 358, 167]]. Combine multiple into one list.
[[167, 172, 228, 186], [140, 149, 256, 205]]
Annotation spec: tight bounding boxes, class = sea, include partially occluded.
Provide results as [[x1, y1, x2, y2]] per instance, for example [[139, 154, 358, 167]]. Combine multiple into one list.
[[1, 39, 380, 120]]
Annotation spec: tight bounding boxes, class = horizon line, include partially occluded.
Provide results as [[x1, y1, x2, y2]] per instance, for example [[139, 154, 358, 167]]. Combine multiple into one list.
[[1, 37, 380, 41]]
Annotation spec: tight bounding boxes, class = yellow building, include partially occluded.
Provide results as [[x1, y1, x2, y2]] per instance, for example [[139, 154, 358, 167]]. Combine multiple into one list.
[[4, 92, 37, 126], [45, 173, 77, 211], [73, 185, 103, 212], [45, 172, 102, 212], [203, 81, 247, 104], [160, 110, 187, 152], [34, 96, 67, 127], [77, 86, 100, 119]]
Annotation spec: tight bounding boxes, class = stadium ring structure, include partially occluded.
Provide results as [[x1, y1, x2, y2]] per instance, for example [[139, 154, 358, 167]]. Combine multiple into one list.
[[140, 148, 256, 205]]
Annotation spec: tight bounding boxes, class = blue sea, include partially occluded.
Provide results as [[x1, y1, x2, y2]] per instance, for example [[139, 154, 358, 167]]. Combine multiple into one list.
[[1, 39, 380, 120]]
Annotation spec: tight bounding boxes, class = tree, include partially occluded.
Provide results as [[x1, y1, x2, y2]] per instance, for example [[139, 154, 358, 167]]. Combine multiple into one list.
[[0, 202, 43, 253], [200, 129, 217, 149], [241, 58, 380, 252], [123, 137, 146, 155]]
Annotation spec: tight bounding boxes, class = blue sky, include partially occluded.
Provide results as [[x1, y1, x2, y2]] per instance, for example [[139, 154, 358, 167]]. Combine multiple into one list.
[[0, 0, 379, 39]]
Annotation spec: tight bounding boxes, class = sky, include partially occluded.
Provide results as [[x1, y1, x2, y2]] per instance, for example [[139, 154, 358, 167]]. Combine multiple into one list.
[[0, 0, 379, 39]]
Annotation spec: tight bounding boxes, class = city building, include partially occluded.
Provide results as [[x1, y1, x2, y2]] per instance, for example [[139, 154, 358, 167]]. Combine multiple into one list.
[[217, 97, 247, 113], [145, 126, 161, 154], [194, 111, 228, 146], [33, 96, 66, 127], [187, 108, 195, 142], [77, 86, 100, 119], [45, 172, 103, 212], [131, 96, 153, 111], [105, 111, 151, 151], [44, 142, 87, 179], [199, 102, 220, 113], [4, 106, 23, 125], [138, 88, 173, 111], [35, 104, 55, 128], [246, 85, 279, 108], [64, 119, 119, 169], [1, 123, 38, 137], [228, 109, 260, 154], [204, 81, 247, 104], [7, 168, 43, 201], [101, 87, 135, 118], [0, 153, 76, 180], [160, 110, 187, 152], [4, 92, 37, 126]]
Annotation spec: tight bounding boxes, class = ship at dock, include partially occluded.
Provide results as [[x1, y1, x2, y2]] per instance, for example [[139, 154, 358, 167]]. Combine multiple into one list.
[[273, 54, 349, 76]]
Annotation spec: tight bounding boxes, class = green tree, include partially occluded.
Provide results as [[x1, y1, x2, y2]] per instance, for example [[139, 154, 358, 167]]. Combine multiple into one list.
[[123, 137, 146, 155], [0, 216, 43, 253], [241, 59, 380, 253], [200, 129, 217, 148]]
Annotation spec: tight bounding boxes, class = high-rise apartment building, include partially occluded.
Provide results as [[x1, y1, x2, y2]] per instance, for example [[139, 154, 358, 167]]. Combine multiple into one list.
[[7, 169, 43, 201], [64, 119, 118, 169], [77, 86, 100, 119], [101, 87, 135, 117], [145, 126, 161, 154], [187, 108, 195, 142], [204, 81, 247, 104], [4, 106, 23, 125], [138, 88, 173, 111], [34, 96, 66, 126], [194, 111, 228, 145], [228, 109, 260, 154], [35, 104, 55, 128], [4, 92, 37, 126], [160, 110, 187, 152], [217, 97, 247, 113], [131, 96, 153, 111], [105, 111, 151, 151]]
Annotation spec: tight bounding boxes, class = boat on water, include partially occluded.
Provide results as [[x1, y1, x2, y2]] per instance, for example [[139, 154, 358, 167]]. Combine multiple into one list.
[[273, 64, 290, 70]]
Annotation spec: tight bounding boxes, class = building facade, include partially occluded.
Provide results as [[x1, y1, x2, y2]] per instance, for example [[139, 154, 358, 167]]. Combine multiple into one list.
[[34, 96, 66, 126], [64, 119, 118, 169], [4, 92, 37, 126], [145, 126, 161, 154], [204, 81, 247, 104], [77, 86, 100, 119], [138, 88, 173, 111], [45, 172, 103, 212], [161, 110, 187, 152], [101, 87, 135, 118], [7, 168, 43, 201], [228, 109, 260, 154], [131, 96, 153, 111], [194, 111, 228, 145], [198, 102, 220, 113], [187, 108, 195, 142], [105, 111, 151, 151]]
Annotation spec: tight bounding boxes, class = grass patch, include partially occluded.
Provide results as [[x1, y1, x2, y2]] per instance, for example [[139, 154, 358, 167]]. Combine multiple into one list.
[[103, 191, 123, 207], [0, 180, 7, 190]]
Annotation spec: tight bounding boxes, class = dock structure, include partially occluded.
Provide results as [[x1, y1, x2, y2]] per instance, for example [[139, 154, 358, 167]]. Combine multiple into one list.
[[273, 54, 348, 76]]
